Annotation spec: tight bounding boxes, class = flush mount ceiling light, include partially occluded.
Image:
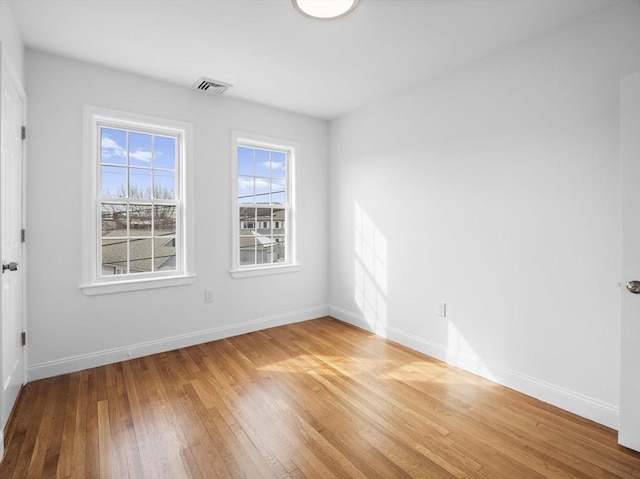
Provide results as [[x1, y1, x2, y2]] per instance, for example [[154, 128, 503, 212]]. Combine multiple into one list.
[[292, 0, 359, 19]]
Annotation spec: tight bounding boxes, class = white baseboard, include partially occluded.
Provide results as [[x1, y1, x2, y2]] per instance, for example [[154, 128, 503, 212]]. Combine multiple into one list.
[[329, 305, 619, 430], [27, 305, 330, 382]]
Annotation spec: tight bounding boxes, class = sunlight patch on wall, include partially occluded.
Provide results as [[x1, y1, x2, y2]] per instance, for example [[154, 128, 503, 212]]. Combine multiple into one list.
[[354, 203, 388, 335]]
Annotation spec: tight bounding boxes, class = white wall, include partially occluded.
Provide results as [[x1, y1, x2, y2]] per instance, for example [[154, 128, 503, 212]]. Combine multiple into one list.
[[0, 0, 23, 84], [328, 1, 640, 428], [26, 50, 329, 379]]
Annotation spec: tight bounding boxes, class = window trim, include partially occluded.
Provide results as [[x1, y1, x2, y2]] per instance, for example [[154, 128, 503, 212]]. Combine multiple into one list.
[[230, 131, 300, 278], [81, 106, 195, 295]]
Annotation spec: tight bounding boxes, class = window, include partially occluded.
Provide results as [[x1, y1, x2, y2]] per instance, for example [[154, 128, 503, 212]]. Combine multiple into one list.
[[231, 132, 300, 278], [82, 107, 194, 295]]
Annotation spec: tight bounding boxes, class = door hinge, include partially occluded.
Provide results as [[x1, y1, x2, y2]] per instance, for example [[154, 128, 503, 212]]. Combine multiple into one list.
[[21, 229, 26, 243], [21, 332, 26, 347], [21, 126, 26, 141]]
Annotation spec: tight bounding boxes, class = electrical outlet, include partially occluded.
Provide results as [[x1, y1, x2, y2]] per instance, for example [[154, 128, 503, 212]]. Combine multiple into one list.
[[204, 289, 214, 303], [437, 302, 447, 318]]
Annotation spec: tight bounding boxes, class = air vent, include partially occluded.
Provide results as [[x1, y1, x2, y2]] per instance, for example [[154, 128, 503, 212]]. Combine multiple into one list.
[[194, 77, 232, 95]]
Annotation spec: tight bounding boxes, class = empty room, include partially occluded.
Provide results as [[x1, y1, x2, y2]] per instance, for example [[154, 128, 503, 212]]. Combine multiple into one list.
[[0, 0, 640, 477]]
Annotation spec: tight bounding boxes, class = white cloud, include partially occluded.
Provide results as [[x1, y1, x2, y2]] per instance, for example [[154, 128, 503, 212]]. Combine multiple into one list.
[[101, 135, 153, 163], [130, 149, 152, 163], [101, 136, 125, 158], [238, 178, 269, 190], [238, 178, 253, 190], [262, 160, 284, 170]]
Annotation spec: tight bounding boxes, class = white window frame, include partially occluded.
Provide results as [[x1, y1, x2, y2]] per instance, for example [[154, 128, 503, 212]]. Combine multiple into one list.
[[81, 106, 195, 295], [230, 131, 301, 278]]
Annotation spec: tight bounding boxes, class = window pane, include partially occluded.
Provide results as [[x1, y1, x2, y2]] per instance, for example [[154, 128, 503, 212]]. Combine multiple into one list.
[[101, 203, 127, 237], [255, 149, 270, 177], [155, 237, 176, 271], [129, 168, 152, 198], [154, 135, 176, 170], [255, 246, 271, 264], [102, 239, 128, 275], [272, 208, 286, 228], [101, 128, 126, 165], [255, 177, 270, 203], [154, 170, 175, 199], [271, 178, 286, 204], [238, 176, 254, 204], [101, 166, 126, 197], [270, 151, 286, 178], [239, 236, 256, 266], [129, 132, 152, 167], [239, 207, 256, 232], [130, 205, 152, 236], [255, 231, 276, 265], [273, 236, 286, 263], [256, 206, 272, 219], [129, 238, 153, 273], [238, 147, 254, 175], [154, 205, 176, 235]]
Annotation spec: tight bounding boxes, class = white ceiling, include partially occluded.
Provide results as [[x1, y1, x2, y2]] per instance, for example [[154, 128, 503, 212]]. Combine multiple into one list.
[[9, 0, 621, 120]]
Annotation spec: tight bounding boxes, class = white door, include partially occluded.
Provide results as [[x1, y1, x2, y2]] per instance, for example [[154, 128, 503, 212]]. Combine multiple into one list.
[[620, 72, 640, 451], [0, 49, 25, 433]]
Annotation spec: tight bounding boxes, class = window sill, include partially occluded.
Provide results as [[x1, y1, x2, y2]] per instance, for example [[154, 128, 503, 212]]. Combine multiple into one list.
[[230, 264, 302, 279], [80, 274, 196, 296]]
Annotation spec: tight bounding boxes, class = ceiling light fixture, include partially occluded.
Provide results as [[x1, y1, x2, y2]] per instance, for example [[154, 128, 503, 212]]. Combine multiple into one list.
[[292, 0, 359, 20]]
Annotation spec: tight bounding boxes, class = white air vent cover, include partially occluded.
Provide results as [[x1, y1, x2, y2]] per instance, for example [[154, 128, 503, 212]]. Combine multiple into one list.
[[194, 77, 232, 95]]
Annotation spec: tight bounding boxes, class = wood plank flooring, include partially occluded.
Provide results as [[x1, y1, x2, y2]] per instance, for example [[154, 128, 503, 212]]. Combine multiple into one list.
[[1, 317, 639, 478]]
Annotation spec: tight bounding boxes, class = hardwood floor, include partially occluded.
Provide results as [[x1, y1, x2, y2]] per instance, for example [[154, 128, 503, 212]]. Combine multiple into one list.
[[1, 317, 639, 478]]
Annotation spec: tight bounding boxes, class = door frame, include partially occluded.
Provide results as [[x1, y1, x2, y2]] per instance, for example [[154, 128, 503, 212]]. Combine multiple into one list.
[[619, 72, 640, 451], [0, 42, 27, 460]]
